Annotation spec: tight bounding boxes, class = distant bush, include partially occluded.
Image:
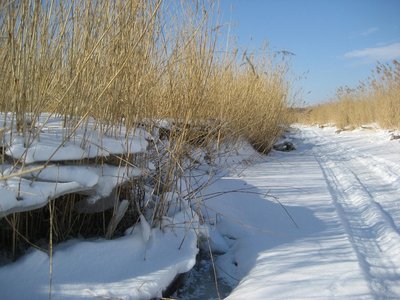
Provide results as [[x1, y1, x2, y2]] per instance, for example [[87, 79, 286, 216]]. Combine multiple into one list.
[[300, 60, 400, 129]]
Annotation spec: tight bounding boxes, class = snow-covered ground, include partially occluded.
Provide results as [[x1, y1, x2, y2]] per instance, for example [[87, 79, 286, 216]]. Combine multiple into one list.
[[0, 208, 199, 300], [0, 113, 149, 218], [202, 125, 400, 299], [0, 114, 201, 299], [1, 124, 400, 299]]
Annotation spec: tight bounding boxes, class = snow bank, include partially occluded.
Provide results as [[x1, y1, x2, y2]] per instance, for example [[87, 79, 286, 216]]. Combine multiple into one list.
[[0, 113, 205, 299], [4, 127, 148, 164], [0, 209, 199, 300], [0, 177, 87, 217], [0, 113, 150, 217], [0, 164, 143, 217]]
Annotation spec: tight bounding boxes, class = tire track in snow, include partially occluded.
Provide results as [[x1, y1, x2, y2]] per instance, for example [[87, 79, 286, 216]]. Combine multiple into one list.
[[312, 129, 400, 185], [309, 129, 400, 232], [302, 128, 400, 299]]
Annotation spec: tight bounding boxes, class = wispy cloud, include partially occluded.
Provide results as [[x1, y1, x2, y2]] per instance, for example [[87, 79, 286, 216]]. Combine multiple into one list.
[[360, 27, 379, 36], [348, 27, 379, 40], [344, 42, 400, 61]]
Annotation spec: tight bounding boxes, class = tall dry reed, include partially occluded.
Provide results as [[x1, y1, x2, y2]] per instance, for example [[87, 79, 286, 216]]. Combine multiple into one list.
[[0, 0, 290, 147], [0, 0, 290, 258], [301, 60, 400, 129]]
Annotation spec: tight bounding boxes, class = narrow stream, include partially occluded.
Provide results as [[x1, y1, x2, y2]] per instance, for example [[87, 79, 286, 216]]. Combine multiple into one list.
[[172, 250, 234, 300]]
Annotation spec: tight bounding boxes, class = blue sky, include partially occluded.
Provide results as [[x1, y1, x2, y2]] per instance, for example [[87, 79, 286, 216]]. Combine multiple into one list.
[[218, 0, 400, 105]]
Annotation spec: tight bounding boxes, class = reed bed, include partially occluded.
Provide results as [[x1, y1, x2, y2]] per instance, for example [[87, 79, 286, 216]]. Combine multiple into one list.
[[0, 0, 290, 259], [301, 60, 400, 129], [0, 0, 290, 145]]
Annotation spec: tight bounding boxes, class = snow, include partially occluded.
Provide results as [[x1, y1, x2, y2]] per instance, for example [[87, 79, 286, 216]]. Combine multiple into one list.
[[0, 112, 201, 299], [0, 177, 88, 217], [0, 114, 149, 217], [5, 165, 100, 187], [0, 209, 199, 300], [1, 122, 400, 299], [139, 214, 151, 243], [201, 125, 400, 299], [5, 130, 148, 163], [1, 113, 149, 164], [0, 164, 143, 217]]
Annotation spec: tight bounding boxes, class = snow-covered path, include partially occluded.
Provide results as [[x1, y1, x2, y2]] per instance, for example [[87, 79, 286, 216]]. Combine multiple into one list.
[[206, 126, 400, 299], [306, 127, 400, 298]]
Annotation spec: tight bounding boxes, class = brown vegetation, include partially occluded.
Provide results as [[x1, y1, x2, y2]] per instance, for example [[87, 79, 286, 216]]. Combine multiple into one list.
[[300, 60, 400, 129], [0, 0, 291, 260], [0, 0, 290, 149]]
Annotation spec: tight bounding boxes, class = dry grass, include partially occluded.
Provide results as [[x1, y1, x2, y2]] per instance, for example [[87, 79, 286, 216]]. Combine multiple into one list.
[[0, 0, 290, 259], [301, 60, 400, 129], [0, 0, 290, 147]]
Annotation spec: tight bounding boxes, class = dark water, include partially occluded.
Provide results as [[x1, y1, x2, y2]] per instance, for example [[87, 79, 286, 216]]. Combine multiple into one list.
[[173, 251, 234, 300]]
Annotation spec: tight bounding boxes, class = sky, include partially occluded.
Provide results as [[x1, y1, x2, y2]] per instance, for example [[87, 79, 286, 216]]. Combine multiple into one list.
[[218, 0, 400, 105]]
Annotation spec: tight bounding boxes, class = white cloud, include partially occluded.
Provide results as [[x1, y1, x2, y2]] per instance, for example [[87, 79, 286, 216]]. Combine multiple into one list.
[[344, 42, 400, 61], [360, 27, 379, 36]]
